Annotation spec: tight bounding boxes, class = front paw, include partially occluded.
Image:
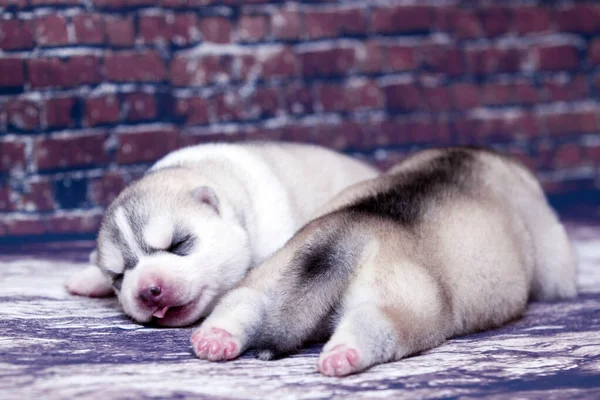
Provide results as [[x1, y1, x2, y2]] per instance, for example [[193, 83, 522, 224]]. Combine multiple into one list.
[[191, 327, 241, 361], [66, 265, 114, 298]]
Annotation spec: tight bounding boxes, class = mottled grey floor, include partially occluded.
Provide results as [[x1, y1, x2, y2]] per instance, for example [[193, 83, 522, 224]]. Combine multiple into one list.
[[1, 223, 600, 399]]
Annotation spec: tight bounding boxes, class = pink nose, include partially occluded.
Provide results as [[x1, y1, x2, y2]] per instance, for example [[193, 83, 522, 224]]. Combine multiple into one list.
[[139, 285, 162, 306]]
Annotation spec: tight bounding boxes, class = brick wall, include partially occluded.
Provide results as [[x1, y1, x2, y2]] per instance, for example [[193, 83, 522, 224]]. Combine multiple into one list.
[[1, 1, 600, 243]]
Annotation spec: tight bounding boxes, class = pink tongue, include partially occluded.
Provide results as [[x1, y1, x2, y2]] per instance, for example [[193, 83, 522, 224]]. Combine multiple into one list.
[[153, 306, 170, 319]]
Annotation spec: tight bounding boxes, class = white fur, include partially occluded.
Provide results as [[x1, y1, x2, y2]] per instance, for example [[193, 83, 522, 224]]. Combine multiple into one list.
[[65, 265, 113, 298], [143, 215, 173, 250], [67, 142, 379, 326]]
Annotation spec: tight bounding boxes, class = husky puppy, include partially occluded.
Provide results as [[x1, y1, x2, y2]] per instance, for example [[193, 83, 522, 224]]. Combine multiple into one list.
[[66, 142, 379, 327], [191, 147, 577, 376]]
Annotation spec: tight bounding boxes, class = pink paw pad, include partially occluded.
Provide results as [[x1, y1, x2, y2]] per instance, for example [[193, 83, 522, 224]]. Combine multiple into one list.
[[317, 344, 361, 377], [191, 327, 239, 361]]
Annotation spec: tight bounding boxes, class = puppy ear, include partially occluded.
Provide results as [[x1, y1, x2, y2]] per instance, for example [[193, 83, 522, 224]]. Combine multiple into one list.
[[192, 186, 220, 215]]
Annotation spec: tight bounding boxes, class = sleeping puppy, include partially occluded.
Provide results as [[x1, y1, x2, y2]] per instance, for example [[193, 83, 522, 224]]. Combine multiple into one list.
[[66, 142, 379, 327], [191, 147, 577, 376]]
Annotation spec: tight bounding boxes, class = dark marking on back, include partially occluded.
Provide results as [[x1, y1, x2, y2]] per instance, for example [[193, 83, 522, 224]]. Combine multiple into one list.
[[345, 149, 476, 226], [294, 232, 340, 283]]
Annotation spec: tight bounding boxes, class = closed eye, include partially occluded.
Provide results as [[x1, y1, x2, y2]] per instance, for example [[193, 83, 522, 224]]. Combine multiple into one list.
[[110, 272, 124, 291], [166, 235, 195, 256]]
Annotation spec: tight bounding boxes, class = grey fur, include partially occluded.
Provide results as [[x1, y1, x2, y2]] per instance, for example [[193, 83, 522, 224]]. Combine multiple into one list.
[[194, 147, 577, 376]]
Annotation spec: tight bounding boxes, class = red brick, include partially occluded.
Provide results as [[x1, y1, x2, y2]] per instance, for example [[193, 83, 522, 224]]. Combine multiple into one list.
[[469, 115, 513, 142], [86, 95, 120, 126], [372, 5, 433, 34], [587, 145, 600, 165], [198, 17, 231, 44], [105, 51, 166, 82], [31, 0, 81, 5], [544, 76, 589, 102], [387, 45, 416, 72], [534, 45, 579, 72], [436, 8, 482, 39], [21, 180, 55, 211], [65, 56, 103, 87], [28, 56, 102, 88], [238, 15, 269, 42], [284, 83, 313, 115], [0, 19, 34, 50], [174, 96, 210, 125], [514, 7, 551, 34], [0, 0, 28, 8], [213, 92, 246, 122], [514, 81, 540, 104], [45, 97, 76, 128], [279, 124, 314, 143], [2, 218, 47, 236], [318, 80, 382, 112], [73, 13, 105, 45], [6, 100, 41, 130], [139, 15, 167, 43], [123, 92, 157, 122], [481, 83, 514, 106], [46, 212, 102, 235], [92, 0, 152, 8], [105, 16, 135, 47], [90, 172, 126, 206], [139, 13, 199, 46], [35, 15, 69, 47], [481, 7, 512, 37], [35, 133, 110, 170], [423, 86, 452, 112], [0, 187, 15, 212], [262, 47, 298, 79], [359, 40, 384, 74], [513, 112, 540, 138], [505, 148, 535, 170], [304, 9, 338, 39], [554, 143, 582, 168], [451, 83, 480, 110], [171, 55, 234, 86], [241, 47, 297, 80], [313, 121, 368, 150], [419, 45, 464, 76], [299, 46, 355, 78], [589, 39, 600, 66], [337, 7, 367, 36], [0, 58, 25, 87], [466, 47, 522, 75], [247, 87, 280, 119], [117, 127, 180, 164], [271, 7, 302, 40], [0, 140, 26, 171], [384, 82, 423, 112], [556, 4, 600, 34], [542, 111, 598, 136]]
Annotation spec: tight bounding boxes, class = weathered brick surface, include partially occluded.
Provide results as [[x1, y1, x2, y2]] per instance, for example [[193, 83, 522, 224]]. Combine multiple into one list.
[[34, 133, 110, 170], [0, 58, 25, 87], [0, 19, 34, 50], [1, 1, 599, 240]]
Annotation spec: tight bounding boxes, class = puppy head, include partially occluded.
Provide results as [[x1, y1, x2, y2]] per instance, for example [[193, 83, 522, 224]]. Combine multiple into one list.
[[96, 168, 251, 327]]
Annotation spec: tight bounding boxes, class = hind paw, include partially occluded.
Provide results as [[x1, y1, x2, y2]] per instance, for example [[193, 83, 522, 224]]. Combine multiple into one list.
[[317, 344, 361, 377], [191, 327, 240, 361]]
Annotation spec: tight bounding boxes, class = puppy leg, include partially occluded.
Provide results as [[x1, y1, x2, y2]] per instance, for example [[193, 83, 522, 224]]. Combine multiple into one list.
[[192, 217, 354, 362], [317, 304, 398, 377], [191, 286, 266, 361], [65, 251, 114, 297], [318, 243, 451, 377]]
